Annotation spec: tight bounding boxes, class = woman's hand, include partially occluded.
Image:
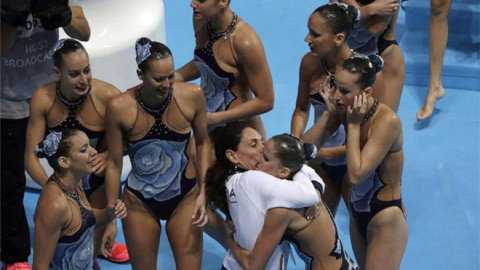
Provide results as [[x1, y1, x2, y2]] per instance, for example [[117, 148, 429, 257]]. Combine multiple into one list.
[[370, 0, 400, 16], [347, 93, 367, 125], [100, 221, 117, 258], [192, 193, 208, 227], [304, 203, 322, 221], [92, 152, 108, 176], [319, 74, 337, 114]]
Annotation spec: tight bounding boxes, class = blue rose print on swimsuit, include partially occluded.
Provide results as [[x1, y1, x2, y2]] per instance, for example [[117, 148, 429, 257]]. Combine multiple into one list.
[[194, 55, 235, 129], [350, 172, 384, 212], [50, 226, 95, 270], [128, 139, 188, 201]]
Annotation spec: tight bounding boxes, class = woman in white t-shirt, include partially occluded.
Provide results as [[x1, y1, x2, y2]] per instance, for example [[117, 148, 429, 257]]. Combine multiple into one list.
[[205, 122, 322, 270]]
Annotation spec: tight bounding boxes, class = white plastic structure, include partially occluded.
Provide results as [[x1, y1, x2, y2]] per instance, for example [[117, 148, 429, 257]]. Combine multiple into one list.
[[26, 0, 166, 189]]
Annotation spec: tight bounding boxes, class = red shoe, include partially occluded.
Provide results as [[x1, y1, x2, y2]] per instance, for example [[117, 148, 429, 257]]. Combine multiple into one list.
[[3, 262, 32, 270], [97, 241, 130, 263]]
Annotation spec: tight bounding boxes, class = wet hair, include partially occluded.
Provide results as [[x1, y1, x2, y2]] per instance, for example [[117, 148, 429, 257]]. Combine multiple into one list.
[[135, 37, 173, 73], [35, 129, 78, 171], [313, 3, 360, 40], [342, 54, 384, 89], [52, 38, 87, 68], [205, 122, 253, 218], [270, 134, 317, 179]]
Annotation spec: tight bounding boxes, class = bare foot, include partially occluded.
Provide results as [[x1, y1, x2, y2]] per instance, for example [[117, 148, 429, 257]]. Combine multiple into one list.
[[416, 85, 445, 120]]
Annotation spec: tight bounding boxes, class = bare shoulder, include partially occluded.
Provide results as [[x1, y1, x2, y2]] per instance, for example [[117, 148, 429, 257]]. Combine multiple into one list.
[[35, 184, 69, 223], [173, 82, 204, 103], [31, 81, 57, 110], [375, 103, 402, 132], [108, 90, 136, 111], [300, 53, 319, 75], [231, 19, 264, 53], [90, 78, 122, 103]]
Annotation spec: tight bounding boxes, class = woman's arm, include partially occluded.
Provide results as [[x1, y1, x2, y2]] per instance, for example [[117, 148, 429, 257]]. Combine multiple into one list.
[[291, 55, 314, 137], [189, 85, 211, 227], [176, 59, 201, 82], [346, 94, 401, 185], [62, 6, 90, 41], [33, 190, 69, 269], [25, 88, 50, 187], [338, 0, 397, 36], [229, 208, 291, 270], [104, 97, 127, 208], [208, 28, 274, 126]]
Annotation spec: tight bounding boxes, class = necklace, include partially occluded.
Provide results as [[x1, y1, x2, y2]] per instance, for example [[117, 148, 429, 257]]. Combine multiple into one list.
[[56, 81, 90, 106], [207, 13, 237, 40], [79, 95, 104, 127], [361, 99, 379, 126], [136, 86, 172, 115], [51, 174, 79, 199]]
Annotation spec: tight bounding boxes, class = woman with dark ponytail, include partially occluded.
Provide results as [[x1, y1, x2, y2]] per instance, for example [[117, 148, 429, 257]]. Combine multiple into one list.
[[304, 55, 408, 269], [227, 132, 359, 270], [33, 129, 126, 270], [205, 122, 323, 270], [292, 2, 385, 218]]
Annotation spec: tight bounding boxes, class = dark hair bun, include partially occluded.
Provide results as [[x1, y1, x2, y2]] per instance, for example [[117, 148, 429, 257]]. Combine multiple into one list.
[[368, 53, 384, 72], [347, 5, 361, 23], [303, 143, 318, 161]]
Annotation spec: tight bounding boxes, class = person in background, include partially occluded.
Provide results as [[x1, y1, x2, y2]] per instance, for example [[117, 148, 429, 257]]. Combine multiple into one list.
[[32, 129, 127, 270], [24, 38, 129, 267], [336, 0, 405, 112], [1, 1, 89, 269], [104, 38, 211, 270], [416, 0, 452, 120]]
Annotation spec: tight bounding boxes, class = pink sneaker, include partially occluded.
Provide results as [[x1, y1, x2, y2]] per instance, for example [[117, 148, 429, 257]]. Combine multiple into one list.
[[97, 241, 130, 263], [3, 262, 32, 270]]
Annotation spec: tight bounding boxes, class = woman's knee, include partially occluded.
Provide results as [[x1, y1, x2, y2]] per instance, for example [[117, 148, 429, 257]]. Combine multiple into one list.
[[431, 0, 452, 17]]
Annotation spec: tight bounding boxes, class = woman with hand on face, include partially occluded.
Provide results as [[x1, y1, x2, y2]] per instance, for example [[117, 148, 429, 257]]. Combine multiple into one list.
[[227, 133, 359, 270], [205, 122, 324, 270], [24, 38, 128, 266], [32, 129, 126, 270], [304, 55, 408, 269], [292, 3, 384, 217], [104, 38, 211, 270]]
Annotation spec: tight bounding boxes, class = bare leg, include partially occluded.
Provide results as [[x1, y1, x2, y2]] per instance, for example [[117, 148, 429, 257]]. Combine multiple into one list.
[[88, 185, 108, 268], [203, 209, 229, 250], [349, 216, 367, 269], [380, 10, 406, 113], [417, 0, 452, 120], [122, 189, 161, 270], [364, 207, 408, 270], [166, 187, 204, 270]]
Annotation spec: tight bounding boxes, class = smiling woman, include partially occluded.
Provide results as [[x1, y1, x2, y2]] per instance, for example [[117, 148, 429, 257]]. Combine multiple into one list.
[[26, 0, 167, 190]]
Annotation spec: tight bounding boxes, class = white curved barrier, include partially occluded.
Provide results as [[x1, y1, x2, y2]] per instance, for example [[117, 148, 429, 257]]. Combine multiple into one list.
[[26, 0, 166, 189]]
